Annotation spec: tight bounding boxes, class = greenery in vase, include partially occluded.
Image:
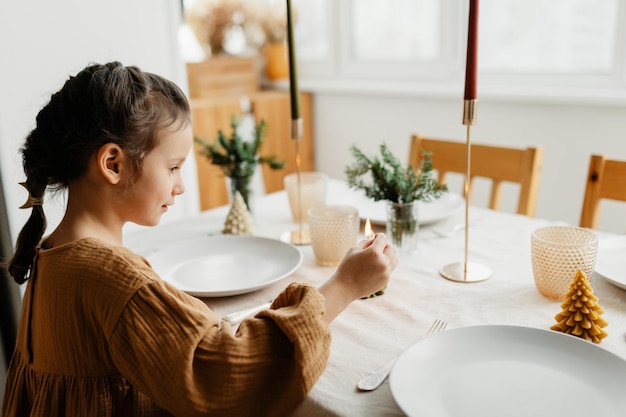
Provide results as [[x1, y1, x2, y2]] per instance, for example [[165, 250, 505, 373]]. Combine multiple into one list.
[[385, 202, 418, 251], [194, 116, 285, 210], [345, 143, 447, 249], [345, 143, 447, 204]]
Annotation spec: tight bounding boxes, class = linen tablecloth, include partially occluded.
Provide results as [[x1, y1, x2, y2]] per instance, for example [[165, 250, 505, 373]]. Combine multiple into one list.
[[124, 180, 626, 417]]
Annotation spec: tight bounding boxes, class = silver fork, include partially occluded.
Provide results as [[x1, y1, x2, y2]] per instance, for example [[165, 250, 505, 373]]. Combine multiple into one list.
[[357, 318, 448, 391], [221, 301, 272, 326]]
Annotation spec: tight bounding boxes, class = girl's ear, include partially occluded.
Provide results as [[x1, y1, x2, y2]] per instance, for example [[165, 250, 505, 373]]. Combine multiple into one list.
[[97, 143, 125, 185]]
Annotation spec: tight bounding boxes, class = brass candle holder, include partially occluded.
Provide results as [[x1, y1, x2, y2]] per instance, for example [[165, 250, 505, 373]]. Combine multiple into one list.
[[439, 100, 492, 283], [288, 119, 311, 245]]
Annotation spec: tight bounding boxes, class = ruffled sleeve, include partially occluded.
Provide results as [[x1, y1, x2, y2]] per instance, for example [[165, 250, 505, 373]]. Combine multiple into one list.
[[108, 281, 330, 417]]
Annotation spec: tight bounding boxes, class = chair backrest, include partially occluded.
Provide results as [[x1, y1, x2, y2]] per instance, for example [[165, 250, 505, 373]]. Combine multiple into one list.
[[409, 134, 544, 216], [579, 154, 626, 229]]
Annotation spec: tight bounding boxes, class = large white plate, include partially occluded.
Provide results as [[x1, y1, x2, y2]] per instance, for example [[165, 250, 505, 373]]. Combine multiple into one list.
[[336, 187, 463, 226], [147, 235, 302, 297], [390, 325, 626, 417], [595, 235, 626, 290]]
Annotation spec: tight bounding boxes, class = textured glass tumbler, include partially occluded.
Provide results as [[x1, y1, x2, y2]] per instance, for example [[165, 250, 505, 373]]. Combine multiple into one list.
[[284, 172, 328, 223], [531, 226, 598, 300], [308, 205, 359, 266]]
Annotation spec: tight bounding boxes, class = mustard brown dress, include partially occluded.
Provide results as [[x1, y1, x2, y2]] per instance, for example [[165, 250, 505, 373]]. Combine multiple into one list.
[[2, 237, 331, 416]]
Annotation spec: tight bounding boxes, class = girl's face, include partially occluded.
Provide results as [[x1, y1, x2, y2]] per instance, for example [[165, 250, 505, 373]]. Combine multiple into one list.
[[122, 123, 193, 226]]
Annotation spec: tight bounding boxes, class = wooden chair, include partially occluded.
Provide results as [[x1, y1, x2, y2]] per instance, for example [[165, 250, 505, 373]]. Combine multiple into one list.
[[409, 135, 544, 216], [579, 154, 626, 229]]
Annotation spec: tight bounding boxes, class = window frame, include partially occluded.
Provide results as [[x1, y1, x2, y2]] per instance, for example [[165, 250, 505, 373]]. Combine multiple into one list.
[[296, 0, 626, 105]]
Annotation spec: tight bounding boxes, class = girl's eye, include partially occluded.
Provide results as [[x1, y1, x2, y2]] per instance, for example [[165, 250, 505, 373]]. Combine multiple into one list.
[[170, 166, 180, 173]]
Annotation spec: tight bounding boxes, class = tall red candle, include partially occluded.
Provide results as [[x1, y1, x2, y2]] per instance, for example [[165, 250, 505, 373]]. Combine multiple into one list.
[[464, 0, 479, 100]]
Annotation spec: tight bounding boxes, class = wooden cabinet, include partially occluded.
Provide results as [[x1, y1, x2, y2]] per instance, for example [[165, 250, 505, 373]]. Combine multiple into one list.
[[190, 91, 315, 211], [186, 57, 260, 99]]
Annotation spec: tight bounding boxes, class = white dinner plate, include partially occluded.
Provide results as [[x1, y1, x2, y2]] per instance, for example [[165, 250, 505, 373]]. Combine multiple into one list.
[[390, 325, 626, 417], [336, 186, 463, 226], [594, 235, 626, 290], [147, 235, 302, 297]]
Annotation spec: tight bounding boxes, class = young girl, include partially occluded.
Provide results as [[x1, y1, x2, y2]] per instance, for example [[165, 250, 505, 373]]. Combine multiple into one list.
[[2, 62, 397, 417]]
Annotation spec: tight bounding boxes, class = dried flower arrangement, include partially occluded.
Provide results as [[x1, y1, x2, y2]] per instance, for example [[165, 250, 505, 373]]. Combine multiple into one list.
[[242, 1, 295, 48], [186, 0, 244, 56], [186, 0, 296, 56]]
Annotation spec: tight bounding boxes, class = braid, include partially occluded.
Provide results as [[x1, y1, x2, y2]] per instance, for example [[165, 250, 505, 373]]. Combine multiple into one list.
[[8, 207, 46, 285], [7, 155, 48, 284]]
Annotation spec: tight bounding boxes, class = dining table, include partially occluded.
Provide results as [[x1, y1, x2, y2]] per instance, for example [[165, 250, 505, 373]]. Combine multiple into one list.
[[124, 179, 626, 417]]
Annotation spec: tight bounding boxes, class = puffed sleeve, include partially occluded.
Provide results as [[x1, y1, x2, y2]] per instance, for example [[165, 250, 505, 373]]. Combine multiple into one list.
[[108, 280, 330, 417]]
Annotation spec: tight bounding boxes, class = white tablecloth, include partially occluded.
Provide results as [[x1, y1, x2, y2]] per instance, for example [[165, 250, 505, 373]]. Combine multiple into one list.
[[124, 180, 626, 417]]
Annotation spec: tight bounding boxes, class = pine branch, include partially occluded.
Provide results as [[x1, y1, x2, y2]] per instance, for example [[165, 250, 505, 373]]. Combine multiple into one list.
[[345, 143, 447, 203], [194, 115, 285, 180]]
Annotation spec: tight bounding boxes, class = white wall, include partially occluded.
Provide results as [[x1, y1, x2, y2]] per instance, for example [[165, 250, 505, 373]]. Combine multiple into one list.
[[0, 0, 199, 244], [312, 91, 626, 234], [1, 1, 624, 242]]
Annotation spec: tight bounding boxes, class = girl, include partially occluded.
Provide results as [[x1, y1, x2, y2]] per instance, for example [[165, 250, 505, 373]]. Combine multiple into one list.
[[2, 62, 397, 417]]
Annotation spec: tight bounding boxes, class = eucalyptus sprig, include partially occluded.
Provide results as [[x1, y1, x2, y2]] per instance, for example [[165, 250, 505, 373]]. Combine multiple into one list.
[[194, 116, 285, 179], [345, 143, 447, 204]]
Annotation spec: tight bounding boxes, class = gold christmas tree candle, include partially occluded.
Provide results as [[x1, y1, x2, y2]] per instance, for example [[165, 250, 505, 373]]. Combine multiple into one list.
[[551, 269, 608, 343]]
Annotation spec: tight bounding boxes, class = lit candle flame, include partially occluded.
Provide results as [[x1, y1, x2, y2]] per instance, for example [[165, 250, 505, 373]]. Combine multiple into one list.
[[364, 218, 375, 240]]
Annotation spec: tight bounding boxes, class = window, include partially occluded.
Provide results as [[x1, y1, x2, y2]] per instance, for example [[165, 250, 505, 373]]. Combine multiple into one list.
[[296, 0, 460, 80], [181, 0, 626, 99], [480, 0, 618, 74], [294, 0, 626, 97], [350, 0, 440, 62], [291, 0, 329, 62]]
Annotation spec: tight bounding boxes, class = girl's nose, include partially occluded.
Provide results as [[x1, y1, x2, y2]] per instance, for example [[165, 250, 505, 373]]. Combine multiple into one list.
[[173, 179, 185, 196]]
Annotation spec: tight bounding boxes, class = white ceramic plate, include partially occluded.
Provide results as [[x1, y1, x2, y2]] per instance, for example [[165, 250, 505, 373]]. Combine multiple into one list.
[[390, 325, 626, 417], [336, 187, 463, 226], [594, 235, 626, 290], [147, 235, 302, 297]]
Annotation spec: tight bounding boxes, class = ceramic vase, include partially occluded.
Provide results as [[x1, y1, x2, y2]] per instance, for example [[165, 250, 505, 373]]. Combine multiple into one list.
[[263, 42, 289, 80]]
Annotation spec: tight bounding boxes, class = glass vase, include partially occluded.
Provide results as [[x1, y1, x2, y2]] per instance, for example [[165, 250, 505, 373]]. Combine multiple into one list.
[[386, 201, 419, 254], [229, 175, 253, 212]]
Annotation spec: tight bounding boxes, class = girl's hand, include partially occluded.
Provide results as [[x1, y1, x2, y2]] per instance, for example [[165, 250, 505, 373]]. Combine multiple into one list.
[[318, 233, 398, 322]]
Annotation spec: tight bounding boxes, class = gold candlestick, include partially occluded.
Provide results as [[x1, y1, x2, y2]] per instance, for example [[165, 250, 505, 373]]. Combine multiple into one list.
[[289, 136, 311, 245], [440, 0, 491, 282], [439, 108, 492, 283]]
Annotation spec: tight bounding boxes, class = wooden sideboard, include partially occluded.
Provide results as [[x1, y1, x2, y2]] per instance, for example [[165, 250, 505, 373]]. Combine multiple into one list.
[[186, 57, 260, 99], [190, 91, 315, 211]]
